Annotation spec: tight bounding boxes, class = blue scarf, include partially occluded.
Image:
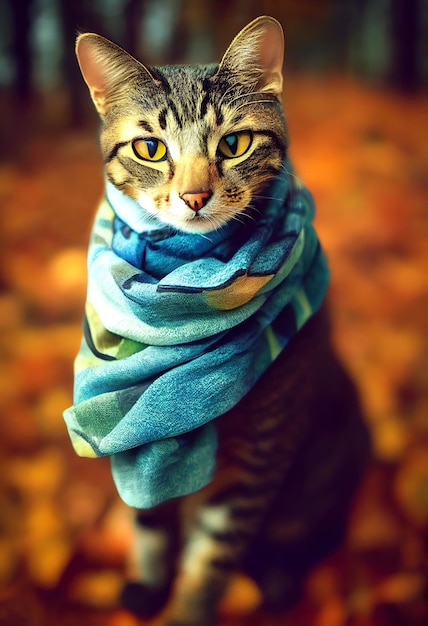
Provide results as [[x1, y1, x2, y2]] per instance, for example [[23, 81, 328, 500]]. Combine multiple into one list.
[[63, 165, 329, 508]]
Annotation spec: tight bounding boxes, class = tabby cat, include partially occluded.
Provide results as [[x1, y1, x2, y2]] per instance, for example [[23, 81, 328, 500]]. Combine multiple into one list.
[[73, 16, 369, 626]]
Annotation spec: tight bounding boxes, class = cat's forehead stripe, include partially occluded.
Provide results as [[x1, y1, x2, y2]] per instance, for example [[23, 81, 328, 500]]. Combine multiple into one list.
[[215, 108, 224, 126], [158, 109, 167, 130], [139, 120, 153, 133], [167, 98, 184, 130], [198, 93, 224, 127], [199, 93, 210, 119], [154, 65, 225, 129]]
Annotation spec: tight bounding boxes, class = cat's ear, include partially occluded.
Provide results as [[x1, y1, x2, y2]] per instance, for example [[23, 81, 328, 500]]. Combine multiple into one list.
[[218, 16, 284, 97], [76, 33, 155, 116]]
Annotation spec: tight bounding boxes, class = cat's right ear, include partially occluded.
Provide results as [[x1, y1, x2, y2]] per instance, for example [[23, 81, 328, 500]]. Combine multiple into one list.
[[76, 33, 154, 117]]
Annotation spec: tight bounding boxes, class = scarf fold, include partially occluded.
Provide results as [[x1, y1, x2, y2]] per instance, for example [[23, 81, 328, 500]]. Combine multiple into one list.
[[63, 165, 329, 508]]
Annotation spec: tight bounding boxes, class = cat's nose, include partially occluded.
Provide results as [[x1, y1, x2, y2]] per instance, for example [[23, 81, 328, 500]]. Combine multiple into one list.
[[180, 191, 212, 212]]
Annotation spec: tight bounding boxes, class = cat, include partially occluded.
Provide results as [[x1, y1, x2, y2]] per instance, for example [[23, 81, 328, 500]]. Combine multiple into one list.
[[71, 15, 370, 626]]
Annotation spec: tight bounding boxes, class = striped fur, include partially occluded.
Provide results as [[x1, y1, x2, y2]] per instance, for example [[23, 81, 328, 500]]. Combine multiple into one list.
[[76, 16, 287, 234], [76, 16, 369, 625]]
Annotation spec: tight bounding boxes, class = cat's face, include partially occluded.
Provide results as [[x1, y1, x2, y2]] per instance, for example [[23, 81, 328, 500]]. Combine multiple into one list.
[[76, 16, 287, 234]]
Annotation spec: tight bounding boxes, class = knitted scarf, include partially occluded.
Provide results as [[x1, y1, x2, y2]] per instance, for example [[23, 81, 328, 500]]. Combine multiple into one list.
[[63, 165, 329, 509]]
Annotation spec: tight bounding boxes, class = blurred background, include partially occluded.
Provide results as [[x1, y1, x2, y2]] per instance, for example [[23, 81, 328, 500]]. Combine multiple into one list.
[[0, 1, 427, 625]]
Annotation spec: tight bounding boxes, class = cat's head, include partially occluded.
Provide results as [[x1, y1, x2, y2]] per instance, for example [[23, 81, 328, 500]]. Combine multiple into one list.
[[76, 16, 287, 234]]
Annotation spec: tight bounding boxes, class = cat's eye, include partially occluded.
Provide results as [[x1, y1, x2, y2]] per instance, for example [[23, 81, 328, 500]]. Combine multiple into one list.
[[218, 131, 252, 159], [132, 138, 167, 162]]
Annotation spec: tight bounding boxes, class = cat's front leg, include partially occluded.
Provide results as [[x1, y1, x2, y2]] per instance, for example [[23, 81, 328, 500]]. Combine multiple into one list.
[[162, 470, 281, 626], [162, 502, 247, 626], [121, 499, 180, 618]]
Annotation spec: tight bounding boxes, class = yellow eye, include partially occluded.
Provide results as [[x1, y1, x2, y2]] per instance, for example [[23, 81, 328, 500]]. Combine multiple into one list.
[[218, 131, 252, 159], [132, 138, 167, 162]]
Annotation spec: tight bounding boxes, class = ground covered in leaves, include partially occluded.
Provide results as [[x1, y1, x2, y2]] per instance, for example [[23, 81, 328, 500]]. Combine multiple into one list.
[[0, 76, 427, 626]]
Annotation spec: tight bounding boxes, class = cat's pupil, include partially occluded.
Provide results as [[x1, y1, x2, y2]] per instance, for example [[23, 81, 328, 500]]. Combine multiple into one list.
[[146, 140, 158, 158], [225, 134, 238, 154]]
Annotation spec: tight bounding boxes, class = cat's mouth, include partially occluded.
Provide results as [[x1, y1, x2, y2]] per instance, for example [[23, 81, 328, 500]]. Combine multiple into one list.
[[177, 199, 249, 234], [181, 212, 220, 234], [137, 190, 244, 234], [164, 194, 224, 234], [174, 208, 230, 234]]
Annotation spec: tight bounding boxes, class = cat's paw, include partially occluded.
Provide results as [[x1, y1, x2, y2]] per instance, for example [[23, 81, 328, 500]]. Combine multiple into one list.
[[120, 581, 170, 618]]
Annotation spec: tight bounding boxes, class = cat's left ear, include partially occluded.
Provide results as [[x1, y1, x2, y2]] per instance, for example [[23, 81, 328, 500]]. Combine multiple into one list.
[[218, 16, 284, 98]]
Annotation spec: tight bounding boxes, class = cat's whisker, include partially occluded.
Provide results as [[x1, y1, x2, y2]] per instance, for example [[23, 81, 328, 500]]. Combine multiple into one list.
[[240, 206, 261, 225], [230, 212, 248, 227], [196, 229, 215, 241], [280, 164, 303, 186], [233, 98, 279, 113], [241, 214, 257, 227], [246, 204, 261, 216], [217, 83, 241, 108], [190, 209, 223, 233], [221, 89, 278, 109], [217, 85, 270, 108], [252, 194, 284, 202]]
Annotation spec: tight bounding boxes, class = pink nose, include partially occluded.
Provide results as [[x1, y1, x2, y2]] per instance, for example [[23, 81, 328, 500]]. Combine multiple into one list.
[[180, 191, 212, 212]]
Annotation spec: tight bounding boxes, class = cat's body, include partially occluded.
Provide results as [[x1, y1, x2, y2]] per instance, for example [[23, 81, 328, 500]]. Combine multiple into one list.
[[72, 16, 370, 626], [122, 306, 368, 625]]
